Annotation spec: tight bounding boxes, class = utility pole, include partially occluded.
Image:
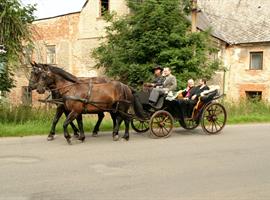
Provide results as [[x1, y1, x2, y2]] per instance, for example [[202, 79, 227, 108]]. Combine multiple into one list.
[[191, 0, 197, 32]]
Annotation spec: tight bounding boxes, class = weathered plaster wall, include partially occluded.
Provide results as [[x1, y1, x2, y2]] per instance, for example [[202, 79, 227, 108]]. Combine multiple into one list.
[[223, 44, 270, 102]]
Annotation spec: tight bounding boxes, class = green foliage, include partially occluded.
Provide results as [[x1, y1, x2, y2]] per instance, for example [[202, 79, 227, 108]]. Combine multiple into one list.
[[93, 0, 220, 89], [0, 0, 36, 93]]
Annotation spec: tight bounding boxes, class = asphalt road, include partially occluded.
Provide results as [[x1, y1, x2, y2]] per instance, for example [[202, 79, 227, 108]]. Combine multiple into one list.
[[0, 124, 270, 200]]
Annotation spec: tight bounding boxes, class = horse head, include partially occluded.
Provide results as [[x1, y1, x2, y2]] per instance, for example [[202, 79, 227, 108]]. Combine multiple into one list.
[[36, 65, 56, 94], [28, 61, 43, 90]]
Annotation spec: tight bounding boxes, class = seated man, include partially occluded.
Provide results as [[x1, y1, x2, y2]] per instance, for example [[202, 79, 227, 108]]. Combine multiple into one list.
[[173, 79, 195, 120], [148, 67, 177, 105], [174, 78, 209, 119], [143, 65, 165, 92], [185, 78, 209, 117], [177, 79, 195, 100]]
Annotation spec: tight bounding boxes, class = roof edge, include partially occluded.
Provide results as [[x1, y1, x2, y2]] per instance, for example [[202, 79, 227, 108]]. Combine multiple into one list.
[[34, 11, 81, 22]]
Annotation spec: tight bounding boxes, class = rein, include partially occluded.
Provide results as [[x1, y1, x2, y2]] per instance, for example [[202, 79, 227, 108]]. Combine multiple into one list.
[[49, 82, 77, 92]]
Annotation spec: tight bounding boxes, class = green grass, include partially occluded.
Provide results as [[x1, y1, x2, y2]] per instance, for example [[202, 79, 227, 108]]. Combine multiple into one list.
[[0, 118, 114, 137], [225, 100, 270, 124], [0, 102, 114, 137], [1, 100, 270, 137]]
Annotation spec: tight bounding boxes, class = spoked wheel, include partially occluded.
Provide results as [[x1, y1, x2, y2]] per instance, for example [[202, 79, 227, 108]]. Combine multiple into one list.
[[182, 118, 199, 130], [131, 118, 149, 133], [201, 102, 227, 134], [149, 110, 174, 138]]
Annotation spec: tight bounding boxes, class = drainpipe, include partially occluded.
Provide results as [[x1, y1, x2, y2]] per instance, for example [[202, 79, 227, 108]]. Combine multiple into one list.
[[191, 0, 197, 33]]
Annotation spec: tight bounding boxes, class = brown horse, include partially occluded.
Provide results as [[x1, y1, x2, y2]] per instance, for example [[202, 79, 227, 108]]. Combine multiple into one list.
[[34, 64, 146, 144], [28, 62, 114, 141]]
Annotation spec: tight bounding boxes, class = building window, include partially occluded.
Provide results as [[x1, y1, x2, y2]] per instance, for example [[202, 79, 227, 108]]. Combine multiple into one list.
[[100, 0, 109, 16], [21, 86, 32, 105], [250, 52, 263, 70], [245, 91, 262, 101], [46, 45, 56, 64]]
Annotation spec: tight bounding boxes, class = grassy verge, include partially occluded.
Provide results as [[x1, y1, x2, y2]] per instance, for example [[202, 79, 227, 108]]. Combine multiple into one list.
[[225, 100, 270, 124], [1, 100, 270, 137], [0, 103, 114, 137]]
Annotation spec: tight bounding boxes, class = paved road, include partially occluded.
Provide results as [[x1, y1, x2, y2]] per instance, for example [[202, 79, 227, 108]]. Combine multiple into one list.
[[0, 124, 270, 200]]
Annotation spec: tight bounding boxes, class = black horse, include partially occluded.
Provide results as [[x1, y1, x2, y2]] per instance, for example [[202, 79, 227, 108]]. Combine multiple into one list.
[[28, 62, 114, 141]]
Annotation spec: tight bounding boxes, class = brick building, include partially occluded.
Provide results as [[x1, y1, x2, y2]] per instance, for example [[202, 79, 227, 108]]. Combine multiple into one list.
[[7, 0, 270, 105]]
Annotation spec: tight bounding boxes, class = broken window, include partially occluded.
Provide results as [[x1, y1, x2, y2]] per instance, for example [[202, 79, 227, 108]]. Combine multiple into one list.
[[46, 45, 56, 64], [100, 0, 109, 16], [250, 52, 263, 70], [21, 86, 32, 105], [245, 91, 262, 101]]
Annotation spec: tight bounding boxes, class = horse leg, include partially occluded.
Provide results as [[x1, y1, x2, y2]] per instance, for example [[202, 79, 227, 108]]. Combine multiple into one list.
[[63, 108, 79, 138], [112, 115, 123, 141], [76, 114, 85, 142], [122, 117, 130, 141], [48, 105, 64, 141], [92, 112, 105, 137], [63, 111, 79, 145], [110, 112, 117, 129]]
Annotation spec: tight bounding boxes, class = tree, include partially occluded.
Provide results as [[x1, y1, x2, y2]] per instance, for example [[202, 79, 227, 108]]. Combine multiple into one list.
[[0, 0, 35, 93], [93, 0, 220, 89]]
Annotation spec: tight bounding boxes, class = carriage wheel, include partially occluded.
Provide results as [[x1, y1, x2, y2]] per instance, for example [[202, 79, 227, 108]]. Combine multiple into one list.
[[182, 118, 199, 130], [149, 110, 174, 138], [131, 118, 149, 133], [201, 102, 227, 134]]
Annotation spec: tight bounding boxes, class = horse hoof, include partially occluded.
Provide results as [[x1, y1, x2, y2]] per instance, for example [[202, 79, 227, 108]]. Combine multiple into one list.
[[92, 132, 98, 137], [113, 135, 119, 141], [66, 139, 72, 145], [121, 137, 129, 141], [47, 135, 54, 141], [79, 137, 85, 142]]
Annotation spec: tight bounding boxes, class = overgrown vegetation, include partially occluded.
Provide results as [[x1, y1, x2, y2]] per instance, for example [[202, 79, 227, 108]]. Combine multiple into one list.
[[93, 0, 220, 89], [0, 103, 114, 137], [225, 100, 270, 124], [1, 100, 270, 137]]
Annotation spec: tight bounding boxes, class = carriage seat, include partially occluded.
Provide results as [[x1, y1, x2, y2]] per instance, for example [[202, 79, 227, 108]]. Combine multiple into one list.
[[188, 86, 220, 119], [200, 85, 220, 103]]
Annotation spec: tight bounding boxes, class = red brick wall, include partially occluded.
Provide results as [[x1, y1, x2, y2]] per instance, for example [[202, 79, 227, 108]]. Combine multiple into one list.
[[32, 13, 80, 41], [239, 83, 268, 100]]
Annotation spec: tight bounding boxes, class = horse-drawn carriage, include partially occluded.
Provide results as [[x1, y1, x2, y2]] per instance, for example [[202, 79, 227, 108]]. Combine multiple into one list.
[[131, 88, 227, 138], [29, 62, 227, 144]]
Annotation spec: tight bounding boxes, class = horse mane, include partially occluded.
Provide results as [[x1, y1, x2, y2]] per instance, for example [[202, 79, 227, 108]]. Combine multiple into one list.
[[45, 64, 78, 83]]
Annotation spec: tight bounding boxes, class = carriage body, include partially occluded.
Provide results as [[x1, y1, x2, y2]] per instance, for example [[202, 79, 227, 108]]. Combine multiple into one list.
[[131, 89, 227, 138]]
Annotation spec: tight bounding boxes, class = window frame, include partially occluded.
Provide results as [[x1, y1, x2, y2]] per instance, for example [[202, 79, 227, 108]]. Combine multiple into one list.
[[21, 86, 32, 105], [99, 0, 109, 17], [46, 45, 56, 65], [245, 91, 262, 101], [249, 51, 263, 70]]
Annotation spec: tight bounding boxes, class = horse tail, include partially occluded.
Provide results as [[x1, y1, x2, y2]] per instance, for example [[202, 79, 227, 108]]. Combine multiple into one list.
[[132, 91, 148, 120]]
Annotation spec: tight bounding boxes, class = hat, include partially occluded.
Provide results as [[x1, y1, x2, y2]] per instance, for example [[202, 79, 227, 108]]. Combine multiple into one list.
[[152, 65, 163, 73]]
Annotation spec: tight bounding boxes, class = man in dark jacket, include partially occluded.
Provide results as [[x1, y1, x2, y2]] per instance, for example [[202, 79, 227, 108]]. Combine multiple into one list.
[[143, 65, 165, 92], [152, 65, 165, 87], [174, 78, 209, 119], [185, 78, 209, 117]]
